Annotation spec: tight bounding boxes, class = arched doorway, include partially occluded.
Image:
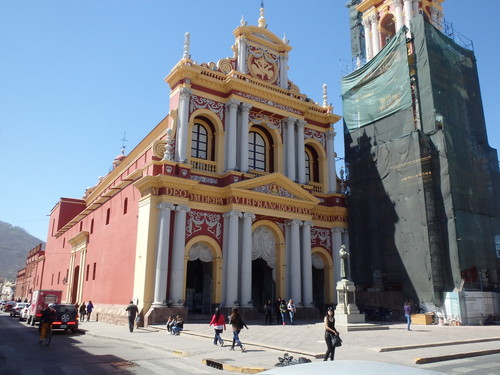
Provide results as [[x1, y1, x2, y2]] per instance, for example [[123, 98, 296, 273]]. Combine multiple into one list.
[[312, 252, 326, 313], [71, 266, 79, 303], [251, 258, 275, 311], [252, 225, 277, 312], [186, 242, 213, 314]]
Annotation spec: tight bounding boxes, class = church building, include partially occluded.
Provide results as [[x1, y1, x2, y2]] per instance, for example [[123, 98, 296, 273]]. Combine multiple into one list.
[[33, 8, 347, 324]]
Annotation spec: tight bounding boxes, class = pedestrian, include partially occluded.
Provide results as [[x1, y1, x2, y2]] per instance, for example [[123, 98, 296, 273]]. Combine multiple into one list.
[[323, 307, 340, 361], [229, 307, 248, 352], [287, 298, 296, 325], [125, 300, 139, 333], [274, 297, 282, 325], [166, 315, 175, 333], [279, 299, 288, 325], [86, 300, 94, 321], [209, 307, 226, 346], [264, 299, 273, 325], [39, 303, 57, 343], [79, 302, 87, 321], [171, 315, 184, 335], [404, 300, 412, 331]]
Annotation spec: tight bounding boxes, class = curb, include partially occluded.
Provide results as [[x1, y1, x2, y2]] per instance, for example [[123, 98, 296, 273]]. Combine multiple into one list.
[[379, 337, 500, 352], [203, 358, 268, 374], [415, 348, 500, 364]]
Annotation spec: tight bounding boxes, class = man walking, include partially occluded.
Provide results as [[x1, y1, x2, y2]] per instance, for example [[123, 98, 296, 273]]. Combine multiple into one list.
[[125, 300, 139, 333]]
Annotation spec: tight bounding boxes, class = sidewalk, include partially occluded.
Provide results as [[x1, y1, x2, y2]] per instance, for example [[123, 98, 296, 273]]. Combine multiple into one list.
[[79, 319, 500, 373]]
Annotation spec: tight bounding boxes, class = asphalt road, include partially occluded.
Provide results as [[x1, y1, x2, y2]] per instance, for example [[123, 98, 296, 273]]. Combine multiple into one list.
[[0, 313, 220, 374]]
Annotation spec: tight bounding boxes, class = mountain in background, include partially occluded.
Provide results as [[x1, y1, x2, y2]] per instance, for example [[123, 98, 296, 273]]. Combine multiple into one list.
[[0, 220, 45, 282]]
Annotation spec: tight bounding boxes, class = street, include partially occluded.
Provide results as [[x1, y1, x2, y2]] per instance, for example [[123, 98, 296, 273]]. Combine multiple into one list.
[[0, 313, 220, 374], [1, 311, 500, 374]]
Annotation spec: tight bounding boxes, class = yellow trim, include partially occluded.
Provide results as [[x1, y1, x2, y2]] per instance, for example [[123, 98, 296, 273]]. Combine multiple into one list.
[[184, 235, 223, 304], [233, 25, 292, 53], [304, 138, 328, 192], [312, 247, 335, 304]]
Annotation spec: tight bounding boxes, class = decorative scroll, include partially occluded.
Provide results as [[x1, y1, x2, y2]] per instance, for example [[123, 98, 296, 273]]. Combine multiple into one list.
[[200, 58, 237, 74], [252, 226, 276, 269], [188, 242, 213, 262], [190, 95, 225, 121], [186, 211, 222, 240], [311, 227, 331, 249], [252, 183, 298, 199], [312, 253, 325, 269], [152, 139, 166, 159], [304, 128, 326, 148], [249, 111, 283, 133]]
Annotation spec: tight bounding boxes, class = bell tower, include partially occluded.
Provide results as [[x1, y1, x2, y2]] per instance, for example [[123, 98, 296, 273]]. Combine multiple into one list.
[[350, 0, 445, 61]]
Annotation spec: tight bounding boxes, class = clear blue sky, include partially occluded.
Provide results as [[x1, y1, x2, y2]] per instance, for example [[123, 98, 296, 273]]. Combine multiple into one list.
[[1, 1, 498, 242]]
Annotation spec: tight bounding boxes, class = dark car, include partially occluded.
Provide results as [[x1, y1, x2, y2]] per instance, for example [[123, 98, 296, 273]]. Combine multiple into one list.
[[51, 304, 79, 333], [2, 301, 16, 312]]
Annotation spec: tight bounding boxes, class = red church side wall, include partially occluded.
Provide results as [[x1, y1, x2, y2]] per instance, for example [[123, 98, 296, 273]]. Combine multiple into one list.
[[82, 184, 139, 304]]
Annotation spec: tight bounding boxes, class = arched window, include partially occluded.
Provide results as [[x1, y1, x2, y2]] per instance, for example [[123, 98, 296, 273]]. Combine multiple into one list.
[[305, 152, 311, 182], [305, 144, 320, 183], [249, 131, 266, 172], [191, 122, 209, 160]]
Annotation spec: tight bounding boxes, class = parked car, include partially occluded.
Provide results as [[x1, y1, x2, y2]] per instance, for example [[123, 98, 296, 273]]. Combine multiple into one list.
[[2, 301, 16, 312], [51, 304, 79, 333], [10, 302, 30, 317], [19, 304, 31, 321]]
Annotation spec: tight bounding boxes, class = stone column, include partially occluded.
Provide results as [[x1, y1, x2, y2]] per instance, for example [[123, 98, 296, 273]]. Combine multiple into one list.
[[239, 102, 252, 172], [394, 0, 404, 32], [288, 219, 302, 304], [176, 87, 192, 163], [153, 202, 174, 306], [403, 0, 413, 30], [301, 221, 313, 306], [363, 18, 373, 61], [279, 54, 289, 89], [326, 129, 337, 193], [286, 117, 296, 181], [240, 212, 255, 307], [224, 210, 241, 306], [370, 13, 381, 56], [296, 119, 307, 184], [169, 205, 190, 306], [237, 38, 247, 73], [226, 99, 239, 171]]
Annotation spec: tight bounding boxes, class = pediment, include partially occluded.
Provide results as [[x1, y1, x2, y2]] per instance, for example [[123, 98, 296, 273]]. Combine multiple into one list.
[[229, 173, 320, 205], [234, 25, 292, 54]]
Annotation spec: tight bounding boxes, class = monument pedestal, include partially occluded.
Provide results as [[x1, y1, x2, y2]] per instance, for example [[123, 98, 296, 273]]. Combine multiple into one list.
[[335, 279, 365, 324]]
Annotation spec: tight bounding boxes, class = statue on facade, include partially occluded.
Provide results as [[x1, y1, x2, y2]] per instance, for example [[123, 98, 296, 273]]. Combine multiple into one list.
[[339, 245, 350, 280]]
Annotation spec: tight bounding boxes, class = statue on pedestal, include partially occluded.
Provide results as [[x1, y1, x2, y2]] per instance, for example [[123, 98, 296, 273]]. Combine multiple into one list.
[[339, 245, 349, 280]]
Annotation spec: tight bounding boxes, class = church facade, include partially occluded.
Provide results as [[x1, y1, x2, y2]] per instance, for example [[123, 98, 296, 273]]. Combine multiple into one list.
[[28, 9, 347, 324]]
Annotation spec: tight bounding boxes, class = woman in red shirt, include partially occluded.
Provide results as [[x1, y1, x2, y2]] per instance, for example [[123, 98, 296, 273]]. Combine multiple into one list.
[[209, 307, 226, 346]]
